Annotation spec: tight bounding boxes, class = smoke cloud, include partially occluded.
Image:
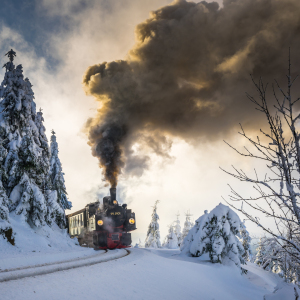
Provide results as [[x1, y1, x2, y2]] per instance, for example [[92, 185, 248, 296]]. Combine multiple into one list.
[[83, 0, 300, 186]]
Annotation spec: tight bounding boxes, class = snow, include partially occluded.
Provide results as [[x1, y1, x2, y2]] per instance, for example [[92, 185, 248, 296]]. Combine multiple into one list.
[[0, 249, 126, 282], [264, 282, 300, 300], [0, 247, 291, 300], [0, 213, 84, 268]]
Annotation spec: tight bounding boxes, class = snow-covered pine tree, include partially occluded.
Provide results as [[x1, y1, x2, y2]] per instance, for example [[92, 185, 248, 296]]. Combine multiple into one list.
[[164, 224, 179, 249], [181, 203, 246, 271], [49, 130, 71, 211], [240, 221, 252, 261], [173, 213, 182, 246], [0, 52, 46, 226], [0, 179, 13, 244], [145, 200, 161, 248], [0, 140, 14, 244], [181, 210, 193, 242], [34, 111, 64, 228], [254, 236, 300, 283], [254, 237, 268, 267], [0, 49, 63, 228]]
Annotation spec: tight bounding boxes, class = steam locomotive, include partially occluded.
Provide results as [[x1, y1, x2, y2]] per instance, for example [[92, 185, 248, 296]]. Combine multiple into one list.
[[66, 188, 136, 250]]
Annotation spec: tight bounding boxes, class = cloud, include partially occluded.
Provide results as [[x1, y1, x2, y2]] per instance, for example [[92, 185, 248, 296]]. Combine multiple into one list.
[[83, 0, 300, 186]]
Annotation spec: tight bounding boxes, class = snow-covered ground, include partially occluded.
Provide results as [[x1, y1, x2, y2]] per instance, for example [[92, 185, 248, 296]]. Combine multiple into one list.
[[1, 245, 298, 300], [0, 214, 99, 273]]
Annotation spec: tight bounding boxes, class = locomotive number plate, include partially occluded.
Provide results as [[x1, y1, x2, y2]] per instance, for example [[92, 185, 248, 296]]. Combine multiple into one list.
[[110, 212, 121, 216], [112, 234, 119, 241]]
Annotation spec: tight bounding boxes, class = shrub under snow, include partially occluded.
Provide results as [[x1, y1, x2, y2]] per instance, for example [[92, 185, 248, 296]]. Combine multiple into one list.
[[181, 203, 246, 270]]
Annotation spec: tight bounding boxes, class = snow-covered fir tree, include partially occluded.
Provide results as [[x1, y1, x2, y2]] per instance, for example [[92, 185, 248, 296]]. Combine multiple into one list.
[[181, 203, 246, 271], [145, 200, 161, 248], [49, 130, 71, 210], [181, 210, 193, 241], [0, 141, 10, 233], [254, 236, 300, 283], [173, 213, 182, 246], [240, 221, 252, 261], [0, 180, 11, 236], [0, 49, 67, 229], [254, 237, 268, 267], [163, 224, 179, 249]]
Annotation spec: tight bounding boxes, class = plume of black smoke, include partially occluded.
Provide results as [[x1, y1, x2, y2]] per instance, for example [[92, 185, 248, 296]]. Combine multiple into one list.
[[83, 0, 300, 186]]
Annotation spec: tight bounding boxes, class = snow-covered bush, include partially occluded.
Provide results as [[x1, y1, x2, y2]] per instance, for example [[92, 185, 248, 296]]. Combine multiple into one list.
[[181, 203, 246, 271], [145, 200, 161, 248], [134, 239, 142, 248]]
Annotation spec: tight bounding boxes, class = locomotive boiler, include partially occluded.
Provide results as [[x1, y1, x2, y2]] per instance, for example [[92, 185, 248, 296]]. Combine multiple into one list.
[[66, 188, 136, 250]]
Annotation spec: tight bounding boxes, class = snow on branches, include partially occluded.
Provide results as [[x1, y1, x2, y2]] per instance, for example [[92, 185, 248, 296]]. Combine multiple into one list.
[[223, 51, 300, 275]]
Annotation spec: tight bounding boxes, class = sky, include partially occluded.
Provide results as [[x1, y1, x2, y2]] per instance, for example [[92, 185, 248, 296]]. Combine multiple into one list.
[[1, 0, 299, 244]]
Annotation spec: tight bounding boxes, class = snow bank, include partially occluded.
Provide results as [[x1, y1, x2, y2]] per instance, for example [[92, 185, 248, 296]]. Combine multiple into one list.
[[264, 282, 300, 300], [0, 213, 86, 270]]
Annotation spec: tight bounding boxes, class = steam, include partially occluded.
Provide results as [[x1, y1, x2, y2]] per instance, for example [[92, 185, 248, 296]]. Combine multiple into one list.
[[83, 0, 300, 186], [103, 217, 115, 233]]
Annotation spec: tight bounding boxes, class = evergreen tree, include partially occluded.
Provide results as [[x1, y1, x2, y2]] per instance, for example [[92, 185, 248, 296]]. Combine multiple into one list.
[[0, 180, 11, 233], [254, 237, 268, 267], [240, 221, 252, 261], [145, 200, 161, 248], [164, 225, 179, 249], [181, 210, 193, 242], [45, 189, 65, 228], [0, 49, 65, 228], [181, 203, 246, 271], [49, 130, 71, 210], [0, 56, 46, 226], [0, 139, 13, 243], [173, 213, 182, 246], [254, 236, 300, 284]]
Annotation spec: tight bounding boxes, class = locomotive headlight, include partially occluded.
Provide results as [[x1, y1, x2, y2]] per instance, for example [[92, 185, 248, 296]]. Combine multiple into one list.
[[97, 220, 104, 226], [113, 200, 118, 205], [129, 218, 135, 224]]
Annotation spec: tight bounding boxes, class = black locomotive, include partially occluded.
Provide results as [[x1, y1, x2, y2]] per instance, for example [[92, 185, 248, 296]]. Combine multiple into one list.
[[66, 188, 136, 250]]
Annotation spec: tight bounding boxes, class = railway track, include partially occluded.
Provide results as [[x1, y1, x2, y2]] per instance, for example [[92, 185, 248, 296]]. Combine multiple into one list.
[[0, 249, 130, 283], [0, 250, 108, 274]]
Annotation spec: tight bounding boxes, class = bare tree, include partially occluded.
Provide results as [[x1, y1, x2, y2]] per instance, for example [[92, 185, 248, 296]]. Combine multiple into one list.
[[222, 50, 300, 267]]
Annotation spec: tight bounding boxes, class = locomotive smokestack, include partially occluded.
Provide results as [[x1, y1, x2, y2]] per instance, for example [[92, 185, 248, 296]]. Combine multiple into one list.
[[110, 187, 117, 201]]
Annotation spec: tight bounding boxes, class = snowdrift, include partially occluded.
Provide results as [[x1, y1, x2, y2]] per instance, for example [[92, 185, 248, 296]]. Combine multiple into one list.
[[0, 213, 85, 270]]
